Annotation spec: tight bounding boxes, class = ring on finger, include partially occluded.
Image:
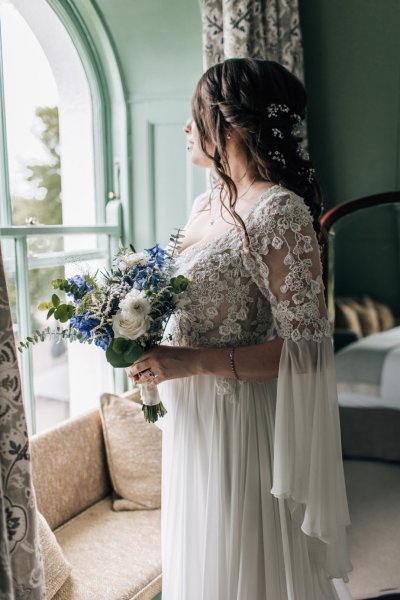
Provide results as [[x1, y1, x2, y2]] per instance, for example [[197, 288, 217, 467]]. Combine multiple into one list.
[[139, 368, 157, 380]]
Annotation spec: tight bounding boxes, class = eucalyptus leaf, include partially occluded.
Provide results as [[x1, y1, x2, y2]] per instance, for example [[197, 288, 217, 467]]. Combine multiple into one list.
[[38, 301, 52, 311], [123, 341, 143, 365], [105, 345, 132, 368], [112, 337, 130, 354], [51, 278, 65, 289], [52, 294, 60, 307], [54, 304, 67, 320]]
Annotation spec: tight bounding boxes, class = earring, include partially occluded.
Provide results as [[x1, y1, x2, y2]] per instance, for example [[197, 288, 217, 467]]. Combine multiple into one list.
[[227, 133, 231, 139]]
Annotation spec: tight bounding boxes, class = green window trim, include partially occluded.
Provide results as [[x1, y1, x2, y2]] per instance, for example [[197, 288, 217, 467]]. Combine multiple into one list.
[[46, 0, 133, 244], [0, 0, 130, 434]]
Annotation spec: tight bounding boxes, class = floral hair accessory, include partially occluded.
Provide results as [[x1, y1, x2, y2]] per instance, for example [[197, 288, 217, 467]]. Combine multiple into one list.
[[266, 103, 290, 118], [266, 103, 302, 123], [266, 102, 313, 175], [272, 127, 284, 139], [297, 144, 310, 161], [268, 150, 286, 165], [297, 166, 316, 183]]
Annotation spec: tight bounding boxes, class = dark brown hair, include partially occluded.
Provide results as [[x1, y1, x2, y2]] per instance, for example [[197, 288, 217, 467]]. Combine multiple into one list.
[[191, 58, 327, 249]]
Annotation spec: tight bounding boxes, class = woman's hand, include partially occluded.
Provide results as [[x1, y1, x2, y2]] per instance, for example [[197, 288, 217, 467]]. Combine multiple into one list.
[[125, 338, 284, 386], [125, 345, 201, 386]]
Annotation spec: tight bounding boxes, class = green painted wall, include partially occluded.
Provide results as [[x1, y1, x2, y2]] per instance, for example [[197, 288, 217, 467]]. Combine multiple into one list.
[[299, 0, 400, 207], [95, 0, 202, 102], [94, 0, 204, 250], [94, 0, 400, 308], [334, 205, 400, 315], [299, 0, 400, 310]]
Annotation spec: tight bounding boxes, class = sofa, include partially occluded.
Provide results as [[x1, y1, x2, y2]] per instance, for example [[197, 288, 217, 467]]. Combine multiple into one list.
[[30, 389, 162, 600]]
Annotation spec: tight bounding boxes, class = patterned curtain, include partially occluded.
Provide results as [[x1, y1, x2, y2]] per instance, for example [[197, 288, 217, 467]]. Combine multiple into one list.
[[201, 0, 305, 82], [0, 245, 46, 599]]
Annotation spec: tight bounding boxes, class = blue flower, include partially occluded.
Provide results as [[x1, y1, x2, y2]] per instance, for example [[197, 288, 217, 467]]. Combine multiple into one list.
[[95, 334, 110, 350], [144, 244, 166, 267], [67, 275, 93, 302], [94, 325, 113, 351], [70, 314, 100, 340]]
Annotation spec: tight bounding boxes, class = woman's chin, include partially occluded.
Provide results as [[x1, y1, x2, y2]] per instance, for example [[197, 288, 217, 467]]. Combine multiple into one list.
[[189, 151, 212, 169]]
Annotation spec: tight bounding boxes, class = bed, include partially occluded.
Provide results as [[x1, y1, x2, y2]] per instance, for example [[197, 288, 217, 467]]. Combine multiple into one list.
[[334, 326, 400, 463], [320, 193, 400, 465]]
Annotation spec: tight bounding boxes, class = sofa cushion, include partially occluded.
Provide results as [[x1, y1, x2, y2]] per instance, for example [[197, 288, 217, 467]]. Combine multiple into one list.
[[100, 390, 161, 511], [37, 510, 72, 598], [53, 496, 161, 600], [30, 409, 112, 529]]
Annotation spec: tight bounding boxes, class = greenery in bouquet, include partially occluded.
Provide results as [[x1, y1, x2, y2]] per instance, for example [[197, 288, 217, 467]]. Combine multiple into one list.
[[19, 230, 188, 422]]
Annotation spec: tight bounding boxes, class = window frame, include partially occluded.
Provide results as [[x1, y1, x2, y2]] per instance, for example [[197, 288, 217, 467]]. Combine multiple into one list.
[[0, 0, 129, 434]]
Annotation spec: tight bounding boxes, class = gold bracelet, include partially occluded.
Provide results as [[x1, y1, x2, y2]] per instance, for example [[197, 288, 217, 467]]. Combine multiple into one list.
[[229, 346, 240, 381]]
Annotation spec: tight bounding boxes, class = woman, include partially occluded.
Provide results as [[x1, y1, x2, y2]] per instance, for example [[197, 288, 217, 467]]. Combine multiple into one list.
[[127, 58, 353, 600]]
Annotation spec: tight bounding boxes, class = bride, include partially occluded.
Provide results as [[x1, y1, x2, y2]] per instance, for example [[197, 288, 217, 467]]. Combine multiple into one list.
[[127, 58, 354, 600]]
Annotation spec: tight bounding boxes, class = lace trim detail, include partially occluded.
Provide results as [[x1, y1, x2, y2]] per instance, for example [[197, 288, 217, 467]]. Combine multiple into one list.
[[242, 192, 332, 343], [166, 186, 331, 352]]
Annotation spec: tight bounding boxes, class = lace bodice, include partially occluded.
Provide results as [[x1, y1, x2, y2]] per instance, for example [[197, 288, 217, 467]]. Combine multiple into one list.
[[165, 184, 331, 353]]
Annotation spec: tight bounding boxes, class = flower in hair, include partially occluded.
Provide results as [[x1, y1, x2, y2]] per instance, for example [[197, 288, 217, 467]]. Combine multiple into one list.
[[297, 143, 310, 161], [290, 113, 303, 124], [268, 150, 286, 166], [266, 103, 290, 118], [272, 127, 284, 139], [297, 166, 316, 183], [291, 117, 305, 140]]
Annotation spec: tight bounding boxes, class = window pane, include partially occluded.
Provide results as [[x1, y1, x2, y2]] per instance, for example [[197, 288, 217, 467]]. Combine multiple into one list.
[[2, 237, 113, 434], [2, 239, 17, 325], [29, 254, 113, 433], [0, 0, 96, 227]]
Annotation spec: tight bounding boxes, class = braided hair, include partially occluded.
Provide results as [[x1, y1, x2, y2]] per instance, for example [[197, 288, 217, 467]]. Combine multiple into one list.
[[191, 58, 327, 251]]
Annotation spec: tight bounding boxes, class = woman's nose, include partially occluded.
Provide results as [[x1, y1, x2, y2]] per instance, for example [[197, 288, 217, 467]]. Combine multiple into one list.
[[183, 118, 192, 134]]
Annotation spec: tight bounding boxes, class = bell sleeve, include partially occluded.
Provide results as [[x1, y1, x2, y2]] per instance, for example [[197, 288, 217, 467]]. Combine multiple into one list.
[[242, 191, 353, 583]]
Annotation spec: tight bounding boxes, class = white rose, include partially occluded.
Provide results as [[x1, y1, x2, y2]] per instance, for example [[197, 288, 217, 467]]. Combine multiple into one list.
[[118, 251, 149, 271], [112, 290, 151, 340]]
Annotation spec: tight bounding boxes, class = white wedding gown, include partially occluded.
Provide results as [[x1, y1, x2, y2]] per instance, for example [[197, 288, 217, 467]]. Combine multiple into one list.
[[155, 184, 354, 600]]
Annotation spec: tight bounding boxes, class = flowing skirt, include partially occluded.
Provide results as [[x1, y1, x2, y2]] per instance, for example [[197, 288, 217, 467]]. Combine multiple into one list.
[[155, 373, 352, 600]]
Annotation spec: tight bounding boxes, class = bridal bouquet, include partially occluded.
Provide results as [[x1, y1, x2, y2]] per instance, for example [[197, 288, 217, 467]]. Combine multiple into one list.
[[19, 231, 188, 422]]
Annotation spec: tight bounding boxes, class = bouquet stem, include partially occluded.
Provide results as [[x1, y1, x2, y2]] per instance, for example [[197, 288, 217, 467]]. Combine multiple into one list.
[[142, 402, 167, 423], [139, 382, 167, 423]]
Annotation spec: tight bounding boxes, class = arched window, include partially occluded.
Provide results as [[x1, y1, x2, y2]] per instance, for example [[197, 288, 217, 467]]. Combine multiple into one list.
[[0, 0, 126, 434]]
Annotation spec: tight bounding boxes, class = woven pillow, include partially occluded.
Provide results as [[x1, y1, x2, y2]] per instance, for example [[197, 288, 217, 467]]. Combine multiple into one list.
[[335, 299, 363, 336], [346, 297, 380, 336], [372, 299, 396, 330], [361, 295, 381, 331], [37, 510, 72, 598], [100, 389, 162, 511]]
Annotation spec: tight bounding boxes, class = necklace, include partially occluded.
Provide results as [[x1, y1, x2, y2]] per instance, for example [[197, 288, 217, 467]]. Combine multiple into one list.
[[209, 177, 256, 225]]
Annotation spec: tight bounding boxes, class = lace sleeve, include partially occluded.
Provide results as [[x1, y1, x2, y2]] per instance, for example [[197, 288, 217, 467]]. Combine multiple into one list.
[[243, 192, 353, 583], [243, 191, 331, 342]]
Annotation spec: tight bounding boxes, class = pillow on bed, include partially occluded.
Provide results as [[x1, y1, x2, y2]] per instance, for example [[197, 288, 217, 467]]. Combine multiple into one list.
[[335, 299, 363, 335], [371, 299, 396, 331], [346, 297, 380, 336]]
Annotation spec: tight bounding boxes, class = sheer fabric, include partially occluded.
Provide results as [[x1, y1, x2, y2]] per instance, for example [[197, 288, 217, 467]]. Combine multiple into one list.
[[156, 184, 353, 599]]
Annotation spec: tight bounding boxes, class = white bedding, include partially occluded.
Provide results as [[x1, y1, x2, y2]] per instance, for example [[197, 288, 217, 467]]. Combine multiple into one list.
[[335, 326, 400, 410]]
